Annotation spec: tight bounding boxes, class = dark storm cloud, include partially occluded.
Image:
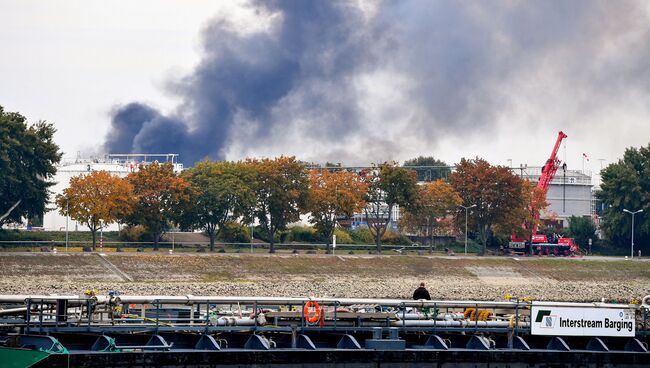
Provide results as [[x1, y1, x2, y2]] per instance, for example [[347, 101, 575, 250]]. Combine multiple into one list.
[[104, 0, 650, 165]]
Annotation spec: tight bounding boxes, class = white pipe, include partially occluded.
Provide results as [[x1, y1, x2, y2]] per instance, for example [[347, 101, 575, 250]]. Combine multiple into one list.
[[532, 301, 638, 309], [0, 294, 525, 309], [2, 294, 638, 311], [396, 312, 466, 320], [392, 320, 462, 327], [642, 295, 650, 309], [113, 296, 526, 309], [211, 317, 256, 326], [392, 320, 531, 328]]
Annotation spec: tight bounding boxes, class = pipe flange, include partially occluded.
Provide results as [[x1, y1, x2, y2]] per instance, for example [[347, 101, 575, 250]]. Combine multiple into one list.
[[642, 295, 650, 309]]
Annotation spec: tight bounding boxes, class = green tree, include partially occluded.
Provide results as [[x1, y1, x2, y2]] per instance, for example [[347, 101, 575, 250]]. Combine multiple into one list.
[[0, 106, 61, 225], [597, 143, 650, 253], [307, 169, 367, 253], [181, 160, 256, 251], [567, 215, 597, 251], [403, 156, 450, 181], [55, 171, 133, 250], [364, 162, 418, 253], [125, 162, 191, 250], [449, 158, 527, 255], [247, 156, 309, 253]]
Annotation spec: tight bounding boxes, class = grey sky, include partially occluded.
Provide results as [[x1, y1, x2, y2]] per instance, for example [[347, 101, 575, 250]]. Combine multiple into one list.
[[1, 0, 649, 174]]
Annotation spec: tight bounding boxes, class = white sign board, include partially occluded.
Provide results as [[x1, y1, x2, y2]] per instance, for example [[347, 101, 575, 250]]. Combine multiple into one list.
[[531, 305, 635, 337]]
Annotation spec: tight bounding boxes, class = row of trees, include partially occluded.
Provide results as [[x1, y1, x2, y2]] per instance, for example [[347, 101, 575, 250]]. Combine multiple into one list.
[[57, 156, 537, 255]]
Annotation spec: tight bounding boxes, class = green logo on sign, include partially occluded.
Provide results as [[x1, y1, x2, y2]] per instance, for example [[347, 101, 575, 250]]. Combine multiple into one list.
[[535, 310, 551, 323]]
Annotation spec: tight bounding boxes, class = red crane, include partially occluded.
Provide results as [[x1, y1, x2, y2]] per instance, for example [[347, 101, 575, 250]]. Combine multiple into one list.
[[507, 131, 578, 256], [532, 131, 567, 237]]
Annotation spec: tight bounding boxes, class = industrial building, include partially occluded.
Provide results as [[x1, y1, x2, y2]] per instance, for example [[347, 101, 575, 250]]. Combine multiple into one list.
[[515, 166, 594, 227], [40, 154, 182, 232]]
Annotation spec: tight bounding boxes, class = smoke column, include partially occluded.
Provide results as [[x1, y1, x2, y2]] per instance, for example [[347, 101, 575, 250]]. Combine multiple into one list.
[[104, 0, 650, 166]]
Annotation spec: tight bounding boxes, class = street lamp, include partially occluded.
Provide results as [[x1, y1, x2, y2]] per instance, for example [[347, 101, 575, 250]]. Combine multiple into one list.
[[459, 204, 477, 255], [65, 197, 69, 252], [623, 209, 643, 258]]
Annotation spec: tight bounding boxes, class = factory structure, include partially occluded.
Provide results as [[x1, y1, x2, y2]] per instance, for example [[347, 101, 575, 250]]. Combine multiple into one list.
[[40, 154, 183, 232], [515, 165, 594, 227]]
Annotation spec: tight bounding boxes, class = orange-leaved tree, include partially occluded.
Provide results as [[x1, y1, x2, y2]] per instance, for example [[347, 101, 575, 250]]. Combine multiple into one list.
[[247, 156, 308, 253], [400, 180, 462, 252], [56, 171, 133, 250], [307, 169, 367, 253], [449, 158, 527, 255], [125, 162, 191, 250]]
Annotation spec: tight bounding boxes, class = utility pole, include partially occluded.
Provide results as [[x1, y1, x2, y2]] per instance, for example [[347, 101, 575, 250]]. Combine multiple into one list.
[[65, 198, 69, 252], [623, 209, 643, 258], [562, 163, 567, 213], [459, 204, 476, 255]]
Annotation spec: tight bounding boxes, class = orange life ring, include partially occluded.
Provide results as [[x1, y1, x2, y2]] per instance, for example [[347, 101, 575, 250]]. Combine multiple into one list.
[[303, 300, 321, 323]]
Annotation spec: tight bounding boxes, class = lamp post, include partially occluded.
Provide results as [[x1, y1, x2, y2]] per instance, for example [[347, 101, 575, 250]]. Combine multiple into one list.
[[65, 197, 69, 252], [459, 204, 476, 255], [623, 209, 643, 258]]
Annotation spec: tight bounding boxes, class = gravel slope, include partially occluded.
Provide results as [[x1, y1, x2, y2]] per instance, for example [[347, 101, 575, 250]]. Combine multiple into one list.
[[1, 253, 648, 303]]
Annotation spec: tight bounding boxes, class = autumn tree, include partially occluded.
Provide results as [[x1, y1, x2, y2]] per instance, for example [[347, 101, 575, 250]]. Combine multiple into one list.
[[55, 171, 133, 250], [449, 158, 527, 255], [400, 180, 462, 252], [403, 156, 451, 181], [364, 163, 418, 253], [125, 162, 191, 250], [181, 160, 256, 251], [492, 179, 548, 243], [307, 170, 367, 253], [1, 106, 61, 226], [247, 156, 309, 253]]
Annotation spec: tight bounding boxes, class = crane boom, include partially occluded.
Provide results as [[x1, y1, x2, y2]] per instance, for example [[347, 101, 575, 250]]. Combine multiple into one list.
[[532, 131, 567, 235]]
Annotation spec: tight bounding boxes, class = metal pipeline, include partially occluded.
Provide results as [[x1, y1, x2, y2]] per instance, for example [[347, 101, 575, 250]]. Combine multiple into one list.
[[4, 294, 642, 312], [211, 317, 257, 326], [392, 320, 530, 328], [396, 312, 466, 320], [642, 295, 650, 309]]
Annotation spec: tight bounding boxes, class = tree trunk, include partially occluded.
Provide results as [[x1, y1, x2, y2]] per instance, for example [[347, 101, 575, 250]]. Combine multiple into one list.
[[91, 229, 97, 251], [478, 225, 488, 256], [268, 225, 275, 253], [209, 231, 216, 252], [153, 232, 160, 251], [325, 225, 334, 254], [269, 235, 275, 253], [375, 230, 382, 254]]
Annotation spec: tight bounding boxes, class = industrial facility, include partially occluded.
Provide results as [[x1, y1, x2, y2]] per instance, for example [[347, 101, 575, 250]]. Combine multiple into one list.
[[39, 154, 183, 232], [0, 293, 647, 366]]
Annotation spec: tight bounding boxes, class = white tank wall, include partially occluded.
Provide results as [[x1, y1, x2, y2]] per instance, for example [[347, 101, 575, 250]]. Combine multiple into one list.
[[42, 162, 132, 231]]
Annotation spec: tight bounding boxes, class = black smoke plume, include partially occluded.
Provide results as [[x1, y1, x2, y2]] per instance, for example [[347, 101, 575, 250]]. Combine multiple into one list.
[[104, 1, 375, 165], [104, 1, 650, 166]]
